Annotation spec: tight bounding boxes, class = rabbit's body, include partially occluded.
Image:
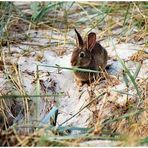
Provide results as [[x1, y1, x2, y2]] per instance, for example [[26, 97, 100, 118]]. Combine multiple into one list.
[[71, 29, 108, 86]]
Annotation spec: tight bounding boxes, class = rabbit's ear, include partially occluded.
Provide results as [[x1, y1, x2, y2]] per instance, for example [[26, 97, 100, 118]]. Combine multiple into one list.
[[74, 28, 83, 48], [87, 32, 96, 51]]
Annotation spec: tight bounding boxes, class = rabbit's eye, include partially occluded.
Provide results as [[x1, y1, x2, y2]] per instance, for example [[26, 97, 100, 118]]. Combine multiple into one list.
[[79, 52, 85, 58]]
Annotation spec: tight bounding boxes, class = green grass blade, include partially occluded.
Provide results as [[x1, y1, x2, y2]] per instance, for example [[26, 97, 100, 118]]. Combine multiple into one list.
[[57, 126, 92, 133], [0, 93, 64, 99], [31, 2, 64, 22], [123, 3, 131, 26], [41, 133, 119, 141], [38, 64, 100, 73], [117, 55, 141, 100], [139, 137, 148, 145], [122, 70, 129, 87], [41, 106, 58, 126], [133, 62, 142, 80]]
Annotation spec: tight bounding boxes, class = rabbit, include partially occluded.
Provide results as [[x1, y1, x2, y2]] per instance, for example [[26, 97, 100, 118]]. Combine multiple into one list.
[[71, 28, 108, 86]]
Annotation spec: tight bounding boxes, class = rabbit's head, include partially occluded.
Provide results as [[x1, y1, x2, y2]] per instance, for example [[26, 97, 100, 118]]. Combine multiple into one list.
[[71, 29, 97, 68]]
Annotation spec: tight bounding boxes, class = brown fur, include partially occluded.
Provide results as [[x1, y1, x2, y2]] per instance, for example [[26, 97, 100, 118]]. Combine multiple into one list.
[[71, 29, 108, 86]]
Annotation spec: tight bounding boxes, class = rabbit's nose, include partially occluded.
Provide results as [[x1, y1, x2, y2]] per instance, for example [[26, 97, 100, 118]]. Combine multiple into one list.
[[71, 60, 77, 66]]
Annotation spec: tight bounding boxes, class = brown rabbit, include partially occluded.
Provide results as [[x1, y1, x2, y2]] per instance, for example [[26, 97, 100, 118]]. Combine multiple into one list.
[[71, 28, 108, 86]]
